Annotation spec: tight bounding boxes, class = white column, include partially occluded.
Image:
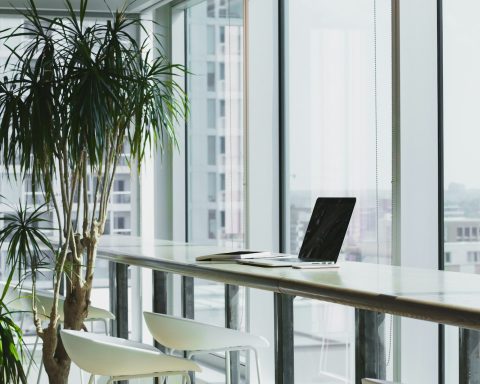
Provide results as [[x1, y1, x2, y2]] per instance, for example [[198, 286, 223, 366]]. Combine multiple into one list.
[[398, 0, 439, 382]]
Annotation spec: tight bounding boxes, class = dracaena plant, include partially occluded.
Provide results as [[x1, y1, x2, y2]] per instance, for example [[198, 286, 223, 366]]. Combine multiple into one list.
[[0, 268, 28, 384], [0, 0, 186, 382]]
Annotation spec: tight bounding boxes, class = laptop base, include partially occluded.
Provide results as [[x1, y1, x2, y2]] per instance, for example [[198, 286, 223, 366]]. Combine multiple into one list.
[[237, 258, 337, 268]]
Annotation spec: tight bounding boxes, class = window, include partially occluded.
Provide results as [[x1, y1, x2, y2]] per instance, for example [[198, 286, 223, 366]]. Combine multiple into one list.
[[283, 0, 392, 382], [208, 172, 217, 202], [219, 62, 225, 80], [445, 252, 451, 263], [457, 227, 463, 239], [208, 210, 217, 239], [218, 0, 227, 18], [207, 25, 215, 54], [207, 136, 217, 165], [207, 0, 215, 17], [443, 1, 480, 379], [220, 210, 225, 227], [207, 61, 215, 91], [207, 99, 216, 128], [115, 216, 125, 230], [467, 251, 479, 263], [185, 4, 246, 371], [219, 99, 225, 117], [219, 26, 225, 44], [115, 180, 125, 192], [220, 173, 226, 190], [220, 136, 226, 154]]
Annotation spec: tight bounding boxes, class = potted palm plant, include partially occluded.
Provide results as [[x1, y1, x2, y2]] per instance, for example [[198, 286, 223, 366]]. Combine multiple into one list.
[[0, 271, 27, 384], [0, 0, 186, 382]]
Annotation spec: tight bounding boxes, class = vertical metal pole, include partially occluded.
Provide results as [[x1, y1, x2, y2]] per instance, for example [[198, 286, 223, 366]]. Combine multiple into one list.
[[109, 262, 117, 337], [109, 261, 128, 384], [459, 328, 480, 384], [182, 276, 195, 320], [355, 309, 386, 384], [274, 293, 294, 384], [391, 0, 402, 380], [437, 0, 445, 380], [226, 284, 241, 384], [115, 263, 129, 339], [152, 271, 168, 352], [182, 276, 195, 383]]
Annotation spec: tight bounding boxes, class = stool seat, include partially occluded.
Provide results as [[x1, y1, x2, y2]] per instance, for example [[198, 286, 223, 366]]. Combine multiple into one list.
[[35, 291, 115, 322], [2, 284, 115, 322], [61, 330, 201, 377], [144, 311, 269, 352], [144, 311, 269, 384], [362, 379, 402, 384]]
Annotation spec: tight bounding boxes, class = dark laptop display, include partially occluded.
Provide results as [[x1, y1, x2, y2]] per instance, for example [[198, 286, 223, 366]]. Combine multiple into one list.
[[298, 197, 356, 262], [237, 197, 356, 267]]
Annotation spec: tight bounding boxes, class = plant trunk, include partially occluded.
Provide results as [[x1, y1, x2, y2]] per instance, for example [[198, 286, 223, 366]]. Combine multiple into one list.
[[44, 363, 70, 384], [42, 276, 91, 383], [42, 327, 71, 384]]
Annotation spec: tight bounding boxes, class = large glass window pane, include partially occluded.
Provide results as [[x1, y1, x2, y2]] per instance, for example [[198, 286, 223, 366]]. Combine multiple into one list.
[[443, 1, 480, 382], [283, 0, 392, 382], [185, 1, 246, 381]]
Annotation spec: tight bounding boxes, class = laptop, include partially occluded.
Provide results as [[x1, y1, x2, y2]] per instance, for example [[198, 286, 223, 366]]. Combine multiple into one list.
[[238, 197, 356, 268]]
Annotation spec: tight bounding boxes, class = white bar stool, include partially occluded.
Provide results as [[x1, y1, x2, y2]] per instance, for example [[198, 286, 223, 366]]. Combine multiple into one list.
[[28, 291, 115, 383], [143, 311, 269, 384], [362, 379, 403, 384], [2, 284, 114, 382], [61, 330, 201, 384]]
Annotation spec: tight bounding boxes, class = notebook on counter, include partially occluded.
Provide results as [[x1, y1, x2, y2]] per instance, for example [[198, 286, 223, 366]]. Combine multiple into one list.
[[196, 251, 273, 262]]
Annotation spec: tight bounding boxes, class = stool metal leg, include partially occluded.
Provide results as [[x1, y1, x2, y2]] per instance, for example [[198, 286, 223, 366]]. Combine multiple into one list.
[[36, 357, 43, 384], [102, 318, 108, 335], [27, 334, 39, 377], [226, 351, 232, 384], [253, 348, 262, 384]]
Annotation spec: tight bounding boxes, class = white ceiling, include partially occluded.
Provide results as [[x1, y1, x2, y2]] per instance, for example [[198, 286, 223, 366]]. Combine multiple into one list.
[[0, 0, 161, 14]]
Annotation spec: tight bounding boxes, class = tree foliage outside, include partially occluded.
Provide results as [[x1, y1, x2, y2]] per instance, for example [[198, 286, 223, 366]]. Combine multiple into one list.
[[0, 0, 186, 382]]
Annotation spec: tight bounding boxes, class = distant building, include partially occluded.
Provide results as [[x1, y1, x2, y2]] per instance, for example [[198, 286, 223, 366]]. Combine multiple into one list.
[[186, 0, 244, 247], [445, 217, 480, 273]]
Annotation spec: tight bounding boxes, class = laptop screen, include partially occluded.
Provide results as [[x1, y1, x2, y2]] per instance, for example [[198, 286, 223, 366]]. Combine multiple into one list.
[[298, 197, 356, 262]]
